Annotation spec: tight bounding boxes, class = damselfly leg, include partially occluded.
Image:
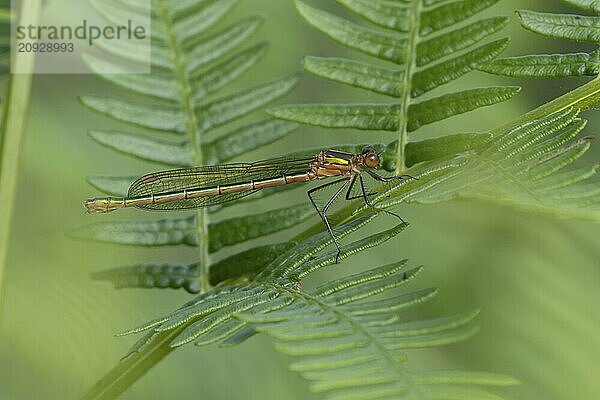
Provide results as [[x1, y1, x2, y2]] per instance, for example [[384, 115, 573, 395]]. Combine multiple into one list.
[[352, 173, 407, 225], [366, 169, 417, 183], [345, 174, 378, 200], [308, 171, 414, 263], [307, 177, 350, 263]]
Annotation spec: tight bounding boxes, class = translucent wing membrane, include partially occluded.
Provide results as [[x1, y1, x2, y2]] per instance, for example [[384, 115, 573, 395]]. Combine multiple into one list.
[[127, 156, 315, 210], [128, 156, 315, 195]]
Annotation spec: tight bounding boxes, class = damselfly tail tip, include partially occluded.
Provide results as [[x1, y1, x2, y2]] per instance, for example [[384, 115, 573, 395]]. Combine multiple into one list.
[[84, 197, 119, 214]]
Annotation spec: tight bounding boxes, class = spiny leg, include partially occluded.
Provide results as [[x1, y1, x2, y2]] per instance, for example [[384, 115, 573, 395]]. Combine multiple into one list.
[[365, 169, 417, 213], [322, 179, 352, 263], [307, 177, 350, 264], [345, 173, 378, 200], [366, 169, 417, 183], [355, 173, 406, 225]]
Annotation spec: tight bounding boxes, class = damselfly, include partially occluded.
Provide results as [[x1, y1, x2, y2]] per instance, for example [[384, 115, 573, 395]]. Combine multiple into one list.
[[85, 147, 412, 260]]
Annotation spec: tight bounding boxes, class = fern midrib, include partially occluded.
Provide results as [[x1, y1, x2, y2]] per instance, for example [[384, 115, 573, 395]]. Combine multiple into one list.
[[80, 4, 214, 399], [267, 282, 415, 389], [488, 76, 600, 137], [80, 327, 186, 400], [156, 0, 211, 294], [0, 8, 11, 23], [470, 154, 541, 201], [395, 0, 421, 174]]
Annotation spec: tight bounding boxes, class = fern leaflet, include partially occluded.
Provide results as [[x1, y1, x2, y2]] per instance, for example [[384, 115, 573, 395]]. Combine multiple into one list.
[[77, 0, 302, 295], [118, 213, 517, 400], [269, 0, 518, 172], [481, 1, 600, 78]]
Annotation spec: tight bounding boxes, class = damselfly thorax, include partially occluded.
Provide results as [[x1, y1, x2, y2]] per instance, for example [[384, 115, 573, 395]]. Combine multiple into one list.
[[85, 147, 413, 261]]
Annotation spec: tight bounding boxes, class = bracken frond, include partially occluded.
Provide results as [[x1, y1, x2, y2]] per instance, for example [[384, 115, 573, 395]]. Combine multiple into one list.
[[269, 0, 518, 172], [118, 214, 516, 400], [77, 0, 302, 293], [372, 108, 600, 220]]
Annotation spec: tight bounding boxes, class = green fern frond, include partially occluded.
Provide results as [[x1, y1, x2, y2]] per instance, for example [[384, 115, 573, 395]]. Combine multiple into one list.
[[93, 241, 298, 293], [264, 0, 599, 221], [74, 1, 592, 398], [370, 108, 600, 219], [91, 263, 202, 294], [116, 215, 515, 400], [209, 242, 296, 286], [481, 1, 600, 78], [81, 85, 594, 400], [269, 0, 517, 172], [78, 0, 302, 295], [566, 0, 600, 13], [72, 203, 314, 251]]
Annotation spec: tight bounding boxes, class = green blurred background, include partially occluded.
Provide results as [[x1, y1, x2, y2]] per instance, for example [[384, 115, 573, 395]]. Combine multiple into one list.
[[1, 0, 598, 399]]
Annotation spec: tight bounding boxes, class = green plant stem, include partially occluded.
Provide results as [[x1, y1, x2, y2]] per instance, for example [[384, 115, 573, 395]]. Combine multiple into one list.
[[268, 281, 412, 378], [80, 328, 185, 400], [394, 0, 421, 174], [80, 3, 211, 399], [155, 1, 211, 295], [0, 0, 40, 324], [489, 76, 600, 137], [0, 8, 12, 23]]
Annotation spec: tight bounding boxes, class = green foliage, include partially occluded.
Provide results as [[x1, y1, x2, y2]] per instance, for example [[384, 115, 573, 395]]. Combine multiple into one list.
[[481, 1, 600, 78], [78, 1, 600, 399], [268, 0, 600, 220], [79, 2, 515, 399], [270, 0, 518, 171], [92, 263, 202, 293], [118, 214, 516, 400], [0, 6, 9, 76], [79, 0, 301, 294], [373, 108, 600, 220], [0, 3, 37, 309], [87, 97, 600, 396], [72, 203, 315, 251]]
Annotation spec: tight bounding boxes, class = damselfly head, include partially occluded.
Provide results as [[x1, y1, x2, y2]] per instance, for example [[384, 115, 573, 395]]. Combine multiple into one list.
[[361, 147, 381, 169]]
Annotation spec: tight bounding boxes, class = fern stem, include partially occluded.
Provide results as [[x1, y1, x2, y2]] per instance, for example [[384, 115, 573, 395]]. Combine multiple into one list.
[[80, 328, 186, 400], [267, 282, 418, 392], [0, 8, 11, 23], [0, 0, 40, 320], [394, 0, 421, 174], [156, 1, 211, 294], [80, 3, 215, 399], [489, 76, 600, 137]]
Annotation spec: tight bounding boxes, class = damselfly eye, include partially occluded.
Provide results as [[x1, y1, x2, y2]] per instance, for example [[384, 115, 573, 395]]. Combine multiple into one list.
[[364, 153, 380, 169]]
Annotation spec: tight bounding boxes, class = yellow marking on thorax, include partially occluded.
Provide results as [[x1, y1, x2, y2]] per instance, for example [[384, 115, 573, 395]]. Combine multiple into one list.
[[325, 157, 350, 165]]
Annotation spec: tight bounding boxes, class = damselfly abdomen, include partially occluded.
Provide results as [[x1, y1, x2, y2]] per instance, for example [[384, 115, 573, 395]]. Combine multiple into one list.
[[85, 147, 412, 260]]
